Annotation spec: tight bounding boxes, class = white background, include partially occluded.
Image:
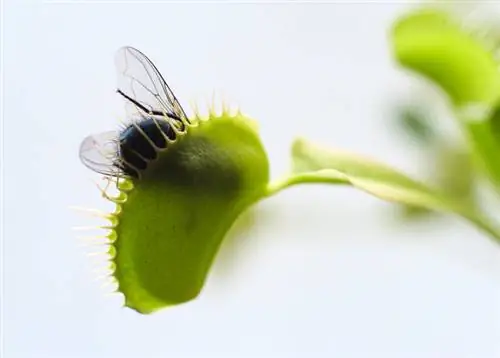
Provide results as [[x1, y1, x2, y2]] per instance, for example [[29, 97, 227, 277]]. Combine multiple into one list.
[[4, 1, 500, 357]]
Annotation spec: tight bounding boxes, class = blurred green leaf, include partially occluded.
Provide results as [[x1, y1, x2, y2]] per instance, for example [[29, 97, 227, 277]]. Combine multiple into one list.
[[400, 204, 434, 220], [392, 9, 500, 106], [396, 105, 436, 144], [397, 143, 475, 221], [391, 8, 500, 193], [434, 143, 476, 203]]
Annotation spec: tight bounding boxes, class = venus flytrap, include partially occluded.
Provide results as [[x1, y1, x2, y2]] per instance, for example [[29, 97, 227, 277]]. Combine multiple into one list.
[[80, 19, 500, 314], [283, 138, 500, 242], [102, 109, 270, 314], [391, 8, 500, 193]]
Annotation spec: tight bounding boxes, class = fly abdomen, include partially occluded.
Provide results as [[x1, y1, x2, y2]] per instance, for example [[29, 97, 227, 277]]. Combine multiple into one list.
[[139, 118, 177, 148], [118, 147, 146, 178], [117, 117, 178, 177]]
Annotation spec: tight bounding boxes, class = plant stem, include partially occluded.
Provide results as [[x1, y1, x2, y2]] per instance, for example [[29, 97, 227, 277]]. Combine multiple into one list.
[[265, 171, 349, 198], [265, 172, 500, 245]]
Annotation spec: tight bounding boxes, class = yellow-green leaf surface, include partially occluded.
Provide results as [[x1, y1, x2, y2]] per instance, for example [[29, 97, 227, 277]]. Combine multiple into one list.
[[391, 8, 500, 192], [105, 111, 270, 314], [272, 138, 500, 243]]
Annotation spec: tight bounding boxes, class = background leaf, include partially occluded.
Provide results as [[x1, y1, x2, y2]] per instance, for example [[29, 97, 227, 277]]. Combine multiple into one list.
[[392, 9, 500, 107], [391, 7, 500, 193], [285, 138, 500, 243]]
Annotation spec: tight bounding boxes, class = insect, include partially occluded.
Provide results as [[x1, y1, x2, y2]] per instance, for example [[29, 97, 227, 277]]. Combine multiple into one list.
[[79, 46, 190, 179]]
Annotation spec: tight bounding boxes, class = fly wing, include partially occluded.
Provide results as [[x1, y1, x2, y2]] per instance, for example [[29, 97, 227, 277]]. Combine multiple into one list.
[[79, 130, 125, 177], [114, 46, 189, 123]]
